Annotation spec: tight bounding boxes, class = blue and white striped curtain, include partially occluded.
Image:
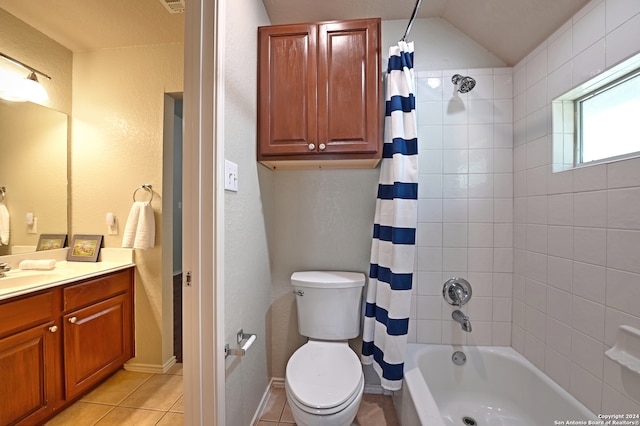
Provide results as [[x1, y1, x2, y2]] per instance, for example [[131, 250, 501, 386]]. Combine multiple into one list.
[[361, 41, 418, 391]]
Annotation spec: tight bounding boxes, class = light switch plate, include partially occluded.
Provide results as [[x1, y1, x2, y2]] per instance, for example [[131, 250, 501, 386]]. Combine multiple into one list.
[[225, 160, 238, 192]]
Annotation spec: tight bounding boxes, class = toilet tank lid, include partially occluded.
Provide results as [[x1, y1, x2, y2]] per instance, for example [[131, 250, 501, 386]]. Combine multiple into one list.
[[291, 271, 365, 288]]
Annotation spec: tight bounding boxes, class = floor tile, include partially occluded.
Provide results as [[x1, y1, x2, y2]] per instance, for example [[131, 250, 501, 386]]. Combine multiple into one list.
[[82, 369, 153, 405], [166, 363, 183, 376], [44, 401, 113, 426], [156, 412, 185, 425], [258, 386, 287, 422], [119, 374, 184, 411], [170, 395, 184, 413], [355, 394, 399, 426], [280, 402, 296, 423], [254, 386, 399, 426], [94, 407, 165, 425]]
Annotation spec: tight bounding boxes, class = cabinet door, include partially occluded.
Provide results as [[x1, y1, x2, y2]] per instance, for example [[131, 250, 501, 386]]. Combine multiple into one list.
[[317, 19, 381, 154], [63, 293, 132, 400], [258, 23, 318, 156], [0, 322, 57, 426]]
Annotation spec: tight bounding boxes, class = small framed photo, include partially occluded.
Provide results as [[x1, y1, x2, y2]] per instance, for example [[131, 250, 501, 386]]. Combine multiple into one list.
[[67, 234, 104, 262], [36, 234, 68, 251]]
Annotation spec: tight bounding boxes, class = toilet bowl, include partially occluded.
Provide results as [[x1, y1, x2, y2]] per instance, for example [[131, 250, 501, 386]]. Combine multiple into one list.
[[286, 271, 366, 426], [285, 340, 364, 426]]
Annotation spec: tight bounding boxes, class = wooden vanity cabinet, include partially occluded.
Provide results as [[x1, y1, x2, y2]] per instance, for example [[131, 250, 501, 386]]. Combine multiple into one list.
[[62, 269, 134, 400], [0, 267, 134, 426], [258, 18, 382, 169], [0, 291, 57, 426]]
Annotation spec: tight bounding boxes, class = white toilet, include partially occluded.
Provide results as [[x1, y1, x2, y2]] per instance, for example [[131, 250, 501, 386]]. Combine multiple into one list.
[[285, 271, 366, 426]]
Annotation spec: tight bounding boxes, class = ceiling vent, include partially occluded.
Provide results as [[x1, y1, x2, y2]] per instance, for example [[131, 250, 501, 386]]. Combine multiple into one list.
[[159, 0, 185, 13]]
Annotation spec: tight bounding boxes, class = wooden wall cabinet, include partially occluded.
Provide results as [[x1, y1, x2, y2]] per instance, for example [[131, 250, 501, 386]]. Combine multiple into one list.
[[0, 268, 134, 426], [258, 18, 382, 169]]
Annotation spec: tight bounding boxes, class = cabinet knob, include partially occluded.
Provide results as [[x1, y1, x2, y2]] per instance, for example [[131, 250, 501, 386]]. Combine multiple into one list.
[[308, 143, 315, 150], [319, 143, 326, 151], [68, 317, 77, 324], [49, 325, 58, 333]]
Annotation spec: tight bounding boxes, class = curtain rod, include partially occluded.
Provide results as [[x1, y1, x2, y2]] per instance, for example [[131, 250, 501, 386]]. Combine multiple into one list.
[[401, 0, 423, 41]]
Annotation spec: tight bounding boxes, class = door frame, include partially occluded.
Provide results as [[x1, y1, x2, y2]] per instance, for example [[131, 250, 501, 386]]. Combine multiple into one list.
[[183, 0, 226, 423]]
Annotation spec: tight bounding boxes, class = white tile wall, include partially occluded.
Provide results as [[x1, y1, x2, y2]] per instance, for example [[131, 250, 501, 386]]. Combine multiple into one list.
[[411, 0, 640, 416], [412, 67, 513, 346], [513, 0, 640, 415]]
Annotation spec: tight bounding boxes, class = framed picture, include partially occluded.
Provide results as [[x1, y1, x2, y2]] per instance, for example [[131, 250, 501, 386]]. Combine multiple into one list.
[[67, 234, 104, 262], [36, 234, 68, 251]]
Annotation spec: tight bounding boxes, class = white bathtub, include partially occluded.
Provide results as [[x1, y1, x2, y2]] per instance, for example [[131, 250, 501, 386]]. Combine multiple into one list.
[[394, 344, 598, 426]]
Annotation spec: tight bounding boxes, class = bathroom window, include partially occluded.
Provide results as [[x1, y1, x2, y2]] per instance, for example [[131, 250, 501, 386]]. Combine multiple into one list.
[[551, 52, 640, 172], [576, 69, 640, 164]]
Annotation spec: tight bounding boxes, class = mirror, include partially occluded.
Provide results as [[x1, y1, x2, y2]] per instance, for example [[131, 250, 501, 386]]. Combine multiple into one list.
[[0, 99, 68, 255]]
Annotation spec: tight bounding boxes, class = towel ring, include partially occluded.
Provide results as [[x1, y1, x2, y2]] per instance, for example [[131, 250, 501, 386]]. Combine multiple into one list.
[[133, 184, 153, 203]]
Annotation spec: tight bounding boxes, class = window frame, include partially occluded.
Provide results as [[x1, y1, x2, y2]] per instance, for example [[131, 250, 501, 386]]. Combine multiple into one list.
[[574, 68, 640, 166]]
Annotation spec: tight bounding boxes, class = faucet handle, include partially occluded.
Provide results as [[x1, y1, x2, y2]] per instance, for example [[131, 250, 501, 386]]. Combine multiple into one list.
[[443, 277, 472, 307]]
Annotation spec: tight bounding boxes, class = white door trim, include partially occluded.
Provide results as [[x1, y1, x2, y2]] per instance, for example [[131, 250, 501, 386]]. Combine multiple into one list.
[[183, 0, 226, 424]]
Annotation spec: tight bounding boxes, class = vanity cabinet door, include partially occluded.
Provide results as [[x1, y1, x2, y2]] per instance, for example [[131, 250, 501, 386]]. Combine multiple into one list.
[[0, 321, 57, 426], [63, 292, 133, 400]]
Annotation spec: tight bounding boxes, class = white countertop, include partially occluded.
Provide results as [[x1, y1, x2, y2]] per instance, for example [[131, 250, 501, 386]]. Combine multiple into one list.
[[0, 248, 134, 301]]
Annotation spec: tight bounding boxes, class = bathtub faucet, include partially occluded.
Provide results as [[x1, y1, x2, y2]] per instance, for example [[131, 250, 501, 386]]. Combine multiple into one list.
[[452, 310, 472, 332]]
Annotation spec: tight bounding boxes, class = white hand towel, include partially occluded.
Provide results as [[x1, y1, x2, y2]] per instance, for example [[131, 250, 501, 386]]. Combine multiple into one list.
[[122, 202, 142, 248], [19, 259, 56, 270], [122, 202, 155, 249], [0, 203, 9, 246], [134, 202, 155, 249]]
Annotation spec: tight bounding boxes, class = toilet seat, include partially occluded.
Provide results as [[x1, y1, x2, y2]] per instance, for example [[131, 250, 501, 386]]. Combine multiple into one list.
[[286, 341, 363, 414]]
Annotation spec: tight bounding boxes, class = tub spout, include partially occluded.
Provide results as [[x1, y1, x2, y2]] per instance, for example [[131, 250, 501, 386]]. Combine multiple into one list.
[[452, 310, 472, 332]]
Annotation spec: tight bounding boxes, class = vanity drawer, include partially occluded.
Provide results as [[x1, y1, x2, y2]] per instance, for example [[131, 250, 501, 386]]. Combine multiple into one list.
[[0, 290, 55, 336], [63, 269, 133, 312]]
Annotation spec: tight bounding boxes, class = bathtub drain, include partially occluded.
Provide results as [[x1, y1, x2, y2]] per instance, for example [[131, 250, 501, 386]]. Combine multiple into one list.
[[452, 351, 467, 365], [462, 416, 477, 426]]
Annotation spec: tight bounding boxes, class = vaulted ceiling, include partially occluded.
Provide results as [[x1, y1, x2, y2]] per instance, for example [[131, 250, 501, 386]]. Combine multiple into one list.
[[0, 0, 589, 66]]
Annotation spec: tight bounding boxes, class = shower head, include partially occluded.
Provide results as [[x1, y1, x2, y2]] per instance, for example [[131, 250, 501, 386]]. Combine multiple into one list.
[[452, 74, 476, 93]]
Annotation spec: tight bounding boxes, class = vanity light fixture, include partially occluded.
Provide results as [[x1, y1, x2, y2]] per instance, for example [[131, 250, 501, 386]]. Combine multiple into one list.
[[0, 52, 51, 103]]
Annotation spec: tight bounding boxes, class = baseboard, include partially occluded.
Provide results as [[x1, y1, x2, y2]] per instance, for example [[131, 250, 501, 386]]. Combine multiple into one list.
[[124, 356, 177, 374], [271, 377, 285, 388], [251, 378, 282, 425]]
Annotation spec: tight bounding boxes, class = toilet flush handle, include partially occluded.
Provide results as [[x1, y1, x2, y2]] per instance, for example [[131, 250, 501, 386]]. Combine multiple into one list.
[[293, 290, 304, 296]]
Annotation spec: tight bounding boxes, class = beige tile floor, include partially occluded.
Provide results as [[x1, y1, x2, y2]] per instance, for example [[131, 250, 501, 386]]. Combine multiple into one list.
[[45, 365, 398, 426], [45, 364, 184, 426], [255, 384, 400, 426]]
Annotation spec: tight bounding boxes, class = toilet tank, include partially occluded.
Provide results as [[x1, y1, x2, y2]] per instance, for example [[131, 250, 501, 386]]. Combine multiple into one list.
[[291, 271, 365, 340]]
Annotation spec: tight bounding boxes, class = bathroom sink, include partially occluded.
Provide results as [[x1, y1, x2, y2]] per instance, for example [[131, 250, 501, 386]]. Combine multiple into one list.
[[0, 271, 65, 289]]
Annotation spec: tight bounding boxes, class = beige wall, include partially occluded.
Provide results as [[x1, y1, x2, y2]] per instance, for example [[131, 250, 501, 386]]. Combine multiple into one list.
[[72, 44, 184, 368]]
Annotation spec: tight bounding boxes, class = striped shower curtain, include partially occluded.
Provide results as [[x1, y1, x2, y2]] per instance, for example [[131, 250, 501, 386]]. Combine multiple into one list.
[[361, 41, 418, 391]]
